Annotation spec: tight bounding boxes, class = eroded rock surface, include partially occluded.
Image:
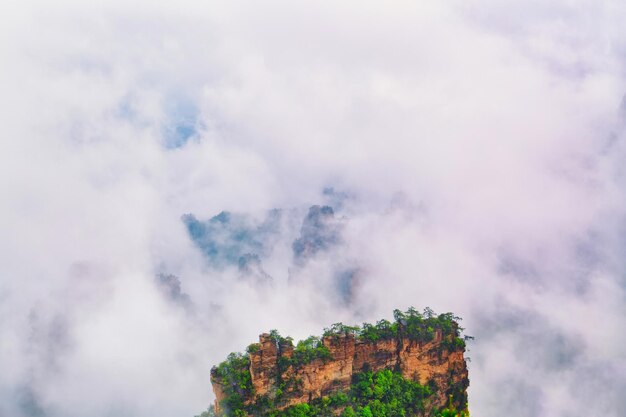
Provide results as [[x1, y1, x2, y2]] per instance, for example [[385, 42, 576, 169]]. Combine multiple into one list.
[[211, 328, 468, 415]]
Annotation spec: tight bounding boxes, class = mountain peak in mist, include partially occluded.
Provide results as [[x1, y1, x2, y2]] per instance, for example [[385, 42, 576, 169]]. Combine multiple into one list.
[[203, 308, 470, 417]]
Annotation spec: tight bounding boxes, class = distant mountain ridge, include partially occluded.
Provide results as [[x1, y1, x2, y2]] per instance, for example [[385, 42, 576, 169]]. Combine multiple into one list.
[[182, 204, 358, 300]]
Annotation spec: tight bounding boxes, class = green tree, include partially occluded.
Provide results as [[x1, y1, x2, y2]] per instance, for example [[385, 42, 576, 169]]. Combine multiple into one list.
[[359, 406, 373, 417], [341, 406, 356, 417]]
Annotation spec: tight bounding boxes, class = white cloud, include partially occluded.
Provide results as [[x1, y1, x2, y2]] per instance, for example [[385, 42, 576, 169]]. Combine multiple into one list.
[[1, 0, 625, 416]]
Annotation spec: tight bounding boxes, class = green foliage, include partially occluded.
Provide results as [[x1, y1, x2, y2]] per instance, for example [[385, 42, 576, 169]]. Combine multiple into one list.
[[269, 369, 434, 417], [282, 403, 311, 417], [438, 409, 469, 417], [349, 307, 469, 348], [323, 323, 361, 337], [359, 406, 373, 417], [195, 405, 216, 417], [436, 395, 469, 417], [291, 336, 332, 366], [358, 323, 381, 342], [350, 369, 432, 416], [268, 333, 334, 372], [269, 330, 294, 349], [341, 406, 356, 417], [247, 343, 261, 354], [444, 376, 469, 413], [213, 352, 254, 414]]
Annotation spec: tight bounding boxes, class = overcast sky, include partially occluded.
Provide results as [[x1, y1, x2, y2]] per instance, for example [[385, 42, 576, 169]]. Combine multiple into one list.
[[1, 1, 626, 416]]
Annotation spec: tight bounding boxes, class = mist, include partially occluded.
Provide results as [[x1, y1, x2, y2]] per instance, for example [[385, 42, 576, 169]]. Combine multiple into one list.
[[1, 1, 625, 416]]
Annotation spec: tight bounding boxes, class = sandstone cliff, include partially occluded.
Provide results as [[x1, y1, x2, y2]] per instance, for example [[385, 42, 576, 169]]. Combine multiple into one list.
[[211, 311, 469, 417]]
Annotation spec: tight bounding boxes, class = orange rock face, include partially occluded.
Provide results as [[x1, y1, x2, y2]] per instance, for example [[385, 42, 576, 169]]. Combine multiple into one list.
[[248, 334, 279, 398], [211, 329, 468, 416]]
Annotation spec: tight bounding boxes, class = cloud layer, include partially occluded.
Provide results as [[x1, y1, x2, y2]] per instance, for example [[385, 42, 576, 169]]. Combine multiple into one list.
[[1, 1, 625, 416]]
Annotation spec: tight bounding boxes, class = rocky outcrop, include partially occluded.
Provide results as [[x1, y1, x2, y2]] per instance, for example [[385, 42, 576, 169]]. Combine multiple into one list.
[[211, 329, 468, 415]]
